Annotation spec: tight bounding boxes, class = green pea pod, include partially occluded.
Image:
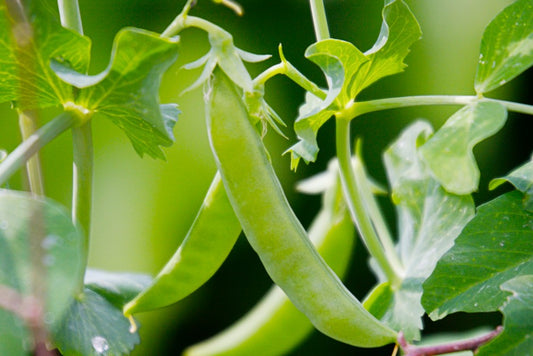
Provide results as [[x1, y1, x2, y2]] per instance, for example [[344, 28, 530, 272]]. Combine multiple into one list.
[[205, 68, 397, 348], [183, 162, 356, 356], [123, 172, 241, 316]]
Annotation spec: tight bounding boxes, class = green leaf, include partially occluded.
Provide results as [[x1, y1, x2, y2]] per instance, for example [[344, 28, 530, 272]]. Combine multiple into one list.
[[0, 1, 90, 109], [490, 155, 533, 212], [475, 0, 533, 94], [244, 86, 286, 138], [365, 121, 475, 341], [0, 189, 85, 326], [84, 269, 152, 309], [419, 101, 507, 195], [422, 191, 533, 320], [352, 0, 421, 97], [477, 275, 533, 356], [0, 309, 29, 356], [52, 28, 179, 159], [53, 289, 139, 356]]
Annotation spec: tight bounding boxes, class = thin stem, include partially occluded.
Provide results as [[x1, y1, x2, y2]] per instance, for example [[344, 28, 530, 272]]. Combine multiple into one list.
[[18, 110, 44, 195], [336, 119, 403, 288], [398, 326, 503, 356], [309, 0, 330, 41], [72, 122, 93, 278], [163, 14, 228, 38], [0, 112, 78, 187], [57, 0, 83, 34], [345, 95, 533, 118]]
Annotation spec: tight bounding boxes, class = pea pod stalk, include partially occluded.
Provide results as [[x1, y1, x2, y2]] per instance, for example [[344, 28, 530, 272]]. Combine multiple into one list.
[[206, 68, 397, 348]]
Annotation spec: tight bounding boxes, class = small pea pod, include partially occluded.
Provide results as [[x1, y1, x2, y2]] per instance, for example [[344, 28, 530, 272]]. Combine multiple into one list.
[[205, 68, 397, 347], [123, 172, 241, 316], [183, 162, 356, 356]]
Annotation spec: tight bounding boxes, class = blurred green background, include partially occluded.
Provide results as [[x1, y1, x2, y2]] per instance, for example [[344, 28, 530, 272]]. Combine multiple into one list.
[[1, 0, 532, 354]]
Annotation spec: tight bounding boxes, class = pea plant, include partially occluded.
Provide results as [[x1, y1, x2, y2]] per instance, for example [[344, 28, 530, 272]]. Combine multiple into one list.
[[0, 0, 532, 355]]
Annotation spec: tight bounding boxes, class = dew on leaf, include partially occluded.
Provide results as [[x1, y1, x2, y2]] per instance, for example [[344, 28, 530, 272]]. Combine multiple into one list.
[[91, 336, 110, 354], [41, 234, 60, 249], [42, 254, 55, 266]]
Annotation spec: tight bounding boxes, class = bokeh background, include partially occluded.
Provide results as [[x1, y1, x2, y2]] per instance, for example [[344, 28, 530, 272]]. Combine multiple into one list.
[[1, 0, 532, 354]]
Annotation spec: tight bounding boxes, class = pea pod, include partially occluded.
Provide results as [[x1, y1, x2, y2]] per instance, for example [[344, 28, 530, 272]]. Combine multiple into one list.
[[205, 68, 397, 347], [123, 172, 241, 316], [184, 162, 356, 356]]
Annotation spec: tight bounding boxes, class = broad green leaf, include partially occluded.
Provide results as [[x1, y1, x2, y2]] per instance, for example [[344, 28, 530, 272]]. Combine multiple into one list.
[[0, 309, 28, 356], [490, 155, 533, 212], [84, 269, 152, 309], [422, 191, 533, 320], [365, 121, 474, 340], [352, 0, 421, 97], [52, 28, 179, 159], [0, 1, 90, 109], [53, 288, 140, 356], [475, 0, 533, 94], [419, 101, 507, 195], [0, 190, 85, 326], [477, 275, 533, 356]]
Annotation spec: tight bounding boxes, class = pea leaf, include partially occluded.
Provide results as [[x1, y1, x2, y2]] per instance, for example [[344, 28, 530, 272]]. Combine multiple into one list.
[[490, 155, 533, 212], [419, 101, 507, 195], [84, 269, 152, 309], [0, 1, 90, 109], [477, 275, 533, 356], [0, 309, 28, 356], [0, 189, 85, 327], [51, 28, 179, 159], [475, 0, 533, 94], [52, 288, 139, 356], [365, 121, 475, 341], [422, 191, 533, 320]]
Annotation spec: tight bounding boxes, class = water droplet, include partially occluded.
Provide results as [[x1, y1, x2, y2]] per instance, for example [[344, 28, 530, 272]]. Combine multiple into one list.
[[42, 255, 55, 266], [499, 79, 507, 85], [500, 242, 505, 247], [479, 53, 484, 60], [43, 312, 54, 325], [474, 302, 479, 307], [491, 61, 496, 68], [91, 336, 109, 354], [0, 221, 8, 230], [41, 234, 60, 249]]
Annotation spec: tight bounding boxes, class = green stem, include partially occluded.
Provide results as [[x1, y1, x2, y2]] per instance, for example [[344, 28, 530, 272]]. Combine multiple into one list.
[[336, 119, 403, 288], [0, 112, 78, 187], [309, 0, 330, 41], [346, 95, 533, 118], [18, 110, 44, 195], [57, 0, 83, 34], [162, 15, 228, 38]]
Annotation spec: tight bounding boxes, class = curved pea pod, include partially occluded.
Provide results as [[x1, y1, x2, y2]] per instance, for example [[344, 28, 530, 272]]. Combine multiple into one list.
[[183, 162, 356, 356], [205, 67, 397, 348], [123, 172, 241, 316]]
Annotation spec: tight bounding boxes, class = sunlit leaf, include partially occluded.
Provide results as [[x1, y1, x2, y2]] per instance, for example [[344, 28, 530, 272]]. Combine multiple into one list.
[[419, 101, 507, 195], [490, 155, 533, 212], [475, 0, 533, 94], [0, 2, 90, 109], [422, 191, 533, 320], [365, 121, 475, 341], [53, 289, 139, 356], [477, 275, 533, 356], [0, 190, 85, 326], [52, 28, 179, 159]]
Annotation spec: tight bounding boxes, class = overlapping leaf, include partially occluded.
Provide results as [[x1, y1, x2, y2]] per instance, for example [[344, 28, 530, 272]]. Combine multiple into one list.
[[52, 28, 180, 159], [475, 0, 533, 94], [422, 191, 533, 320], [365, 121, 475, 341], [419, 101, 507, 195], [0, 1, 90, 109], [477, 275, 533, 356], [490, 155, 533, 212], [53, 289, 140, 356]]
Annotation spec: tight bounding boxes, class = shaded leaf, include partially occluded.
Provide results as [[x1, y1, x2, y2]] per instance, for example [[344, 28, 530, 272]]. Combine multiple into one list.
[[477, 275, 533, 356], [52, 28, 179, 159], [53, 289, 139, 356], [0, 309, 29, 356], [419, 101, 507, 195], [0, 189, 85, 326], [422, 191, 533, 320], [475, 0, 533, 94], [84, 269, 152, 309], [490, 155, 533, 212]]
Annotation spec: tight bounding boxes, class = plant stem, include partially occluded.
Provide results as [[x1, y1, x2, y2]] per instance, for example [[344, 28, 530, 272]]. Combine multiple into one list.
[[345, 95, 533, 118], [0, 112, 78, 187], [57, 0, 83, 34], [336, 119, 403, 287], [162, 14, 228, 38], [18, 110, 44, 195], [309, 0, 330, 41], [398, 326, 503, 356]]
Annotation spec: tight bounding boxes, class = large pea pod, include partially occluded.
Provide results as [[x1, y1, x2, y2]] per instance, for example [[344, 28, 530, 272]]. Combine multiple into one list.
[[205, 67, 397, 347], [184, 162, 356, 356], [123, 172, 241, 316]]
